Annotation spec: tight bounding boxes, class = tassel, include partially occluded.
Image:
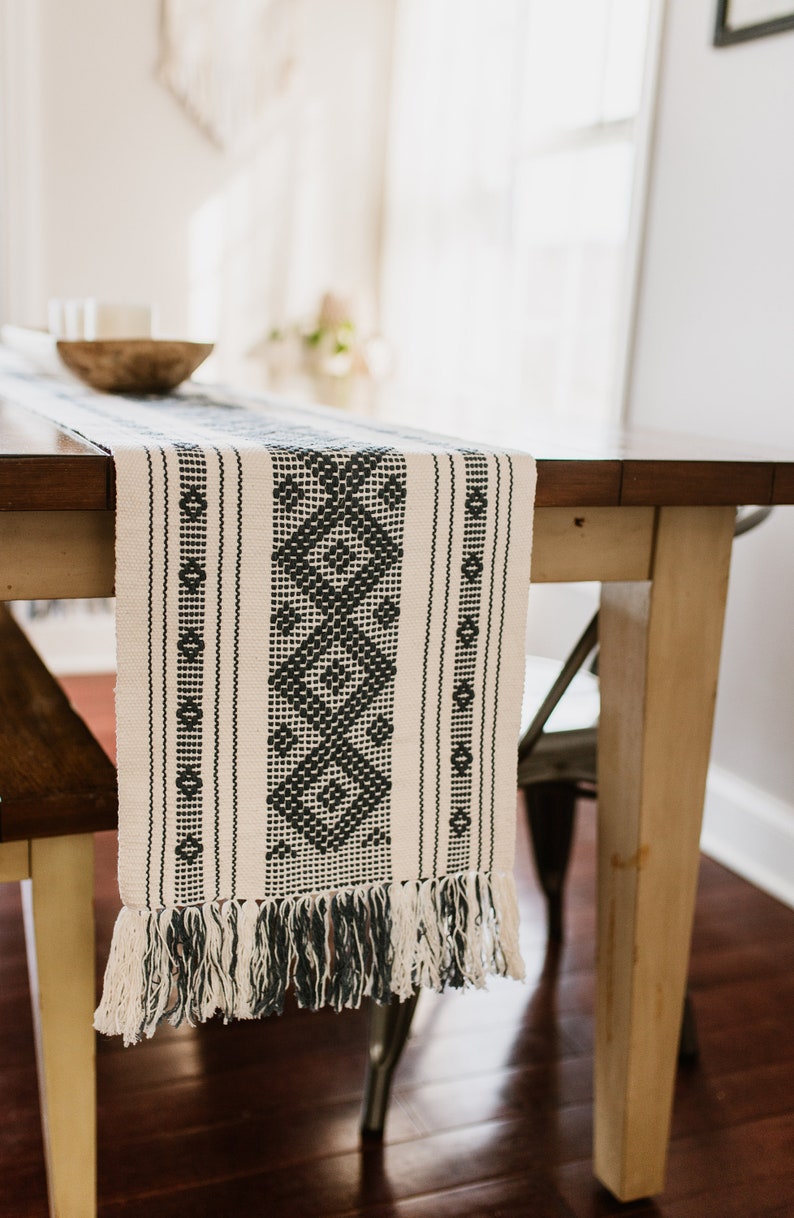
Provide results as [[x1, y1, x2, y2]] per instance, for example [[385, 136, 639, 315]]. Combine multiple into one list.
[[387, 878, 418, 1000], [290, 893, 330, 1010], [93, 907, 172, 1046], [490, 870, 525, 981], [368, 884, 393, 1004], [94, 870, 525, 1044], [251, 899, 289, 1017], [232, 898, 259, 1018]]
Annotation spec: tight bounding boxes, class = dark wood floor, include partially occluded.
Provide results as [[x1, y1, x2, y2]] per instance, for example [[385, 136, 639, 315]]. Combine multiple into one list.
[[1, 674, 793, 1217]]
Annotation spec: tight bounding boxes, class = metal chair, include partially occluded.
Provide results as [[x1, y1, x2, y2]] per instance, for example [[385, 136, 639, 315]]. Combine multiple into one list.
[[520, 504, 772, 948], [361, 506, 772, 1136]]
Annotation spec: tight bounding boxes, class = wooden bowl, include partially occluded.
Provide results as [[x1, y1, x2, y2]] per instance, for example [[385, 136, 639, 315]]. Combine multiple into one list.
[[56, 338, 214, 395]]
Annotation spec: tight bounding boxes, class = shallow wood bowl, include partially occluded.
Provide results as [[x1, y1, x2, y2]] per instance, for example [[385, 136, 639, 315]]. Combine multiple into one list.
[[56, 338, 214, 395]]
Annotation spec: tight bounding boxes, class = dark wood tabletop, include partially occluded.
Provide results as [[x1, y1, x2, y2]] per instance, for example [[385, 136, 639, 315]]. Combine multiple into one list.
[[1, 396, 794, 511]]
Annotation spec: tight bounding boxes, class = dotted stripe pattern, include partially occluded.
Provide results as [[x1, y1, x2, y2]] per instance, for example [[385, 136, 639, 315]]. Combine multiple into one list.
[[446, 454, 489, 871], [173, 445, 209, 904]]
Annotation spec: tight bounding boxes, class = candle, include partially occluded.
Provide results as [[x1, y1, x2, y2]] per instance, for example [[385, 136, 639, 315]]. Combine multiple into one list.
[[83, 301, 155, 340]]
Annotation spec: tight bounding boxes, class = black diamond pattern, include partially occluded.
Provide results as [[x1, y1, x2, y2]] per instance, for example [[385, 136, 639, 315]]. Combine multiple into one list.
[[175, 834, 203, 864], [451, 742, 473, 776], [457, 616, 479, 648], [179, 557, 207, 592], [378, 473, 406, 508], [367, 715, 393, 746], [269, 724, 297, 757], [450, 806, 472, 837], [179, 485, 207, 520], [269, 740, 390, 855], [265, 838, 298, 861], [177, 697, 203, 729], [319, 779, 348, 808], [173, 446, 208, 907], [273, 473, 402, 618], [461, 552, 483, 583], [267, 450, 404, 863], [466, 487, 487, 517], [271, 615, 395, 735], [453, 679, 475, 711], [177, 627, 204, 662], [275, 475, 305, 511], [176, 765, 203, 799], [320, 659, 351, 696], [373, 597, 399, 627], [325, 539, 355, 572]]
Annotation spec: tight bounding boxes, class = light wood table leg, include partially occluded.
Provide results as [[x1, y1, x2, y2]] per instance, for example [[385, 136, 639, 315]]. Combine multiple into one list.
[[0, 840, 30, 882], [21, 834, 97, 1218], [595, 505, 735, 1200]]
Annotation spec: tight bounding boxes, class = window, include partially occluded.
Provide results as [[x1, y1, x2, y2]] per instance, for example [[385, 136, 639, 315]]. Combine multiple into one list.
[[380, 0, 658, 437]]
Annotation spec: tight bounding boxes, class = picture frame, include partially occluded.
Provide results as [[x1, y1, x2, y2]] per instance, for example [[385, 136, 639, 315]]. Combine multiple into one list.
[[714, 0, 794, 45]]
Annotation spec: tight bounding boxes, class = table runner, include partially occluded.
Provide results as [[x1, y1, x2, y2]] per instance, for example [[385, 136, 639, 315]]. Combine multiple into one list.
[[1, 354, 535, 1045]]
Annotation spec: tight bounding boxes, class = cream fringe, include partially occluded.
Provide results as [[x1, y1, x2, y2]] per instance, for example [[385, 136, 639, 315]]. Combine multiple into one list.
[[94, 870, 524, 1046]]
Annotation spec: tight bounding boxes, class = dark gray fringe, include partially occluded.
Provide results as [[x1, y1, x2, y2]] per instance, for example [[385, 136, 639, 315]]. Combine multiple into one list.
[[94, 871, 524, 1046]]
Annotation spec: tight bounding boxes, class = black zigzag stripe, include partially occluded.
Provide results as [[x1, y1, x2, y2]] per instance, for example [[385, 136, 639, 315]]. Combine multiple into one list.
[[418, 455, 440, 879], [212, 447, 224, 899]]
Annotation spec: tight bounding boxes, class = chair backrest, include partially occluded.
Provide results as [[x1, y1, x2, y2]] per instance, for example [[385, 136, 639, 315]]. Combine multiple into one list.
[[517, 505, 773, 766], [0, 604, 117, 843]]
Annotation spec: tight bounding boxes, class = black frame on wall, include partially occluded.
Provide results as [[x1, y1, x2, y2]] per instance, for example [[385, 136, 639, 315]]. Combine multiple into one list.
[[714, 0, 794, 44]]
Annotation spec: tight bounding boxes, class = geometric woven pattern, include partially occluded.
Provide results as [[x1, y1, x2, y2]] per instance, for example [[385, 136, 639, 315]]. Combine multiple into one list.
[[266, 450, 405, 891]]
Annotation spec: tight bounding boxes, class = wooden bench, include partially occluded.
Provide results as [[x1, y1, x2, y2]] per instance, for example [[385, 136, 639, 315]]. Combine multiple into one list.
[[0, 603, 117, 1218]]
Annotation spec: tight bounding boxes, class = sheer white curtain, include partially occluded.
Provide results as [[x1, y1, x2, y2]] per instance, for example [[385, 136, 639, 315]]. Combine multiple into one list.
[[380, 0, 654, 436]]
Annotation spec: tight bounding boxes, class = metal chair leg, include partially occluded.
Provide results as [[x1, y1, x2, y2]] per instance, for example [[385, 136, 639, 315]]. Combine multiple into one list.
[[361, 990, 419, 1138], [523, 781, 579, 942], [679, 990, 700, 1062], [524, 784, 701, 1059]]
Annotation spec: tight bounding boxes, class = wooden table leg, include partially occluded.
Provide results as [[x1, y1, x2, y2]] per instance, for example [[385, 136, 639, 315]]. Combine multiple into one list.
[[595, 505, 735, 1200], [21, 834, 97, 1218]]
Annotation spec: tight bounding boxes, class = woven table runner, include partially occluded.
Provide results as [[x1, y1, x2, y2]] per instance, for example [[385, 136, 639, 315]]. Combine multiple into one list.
[[2, 356, 535, 1045]]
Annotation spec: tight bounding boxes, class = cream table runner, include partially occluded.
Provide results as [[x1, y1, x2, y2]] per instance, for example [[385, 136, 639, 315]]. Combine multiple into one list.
[[1, 354, 535, 1045]]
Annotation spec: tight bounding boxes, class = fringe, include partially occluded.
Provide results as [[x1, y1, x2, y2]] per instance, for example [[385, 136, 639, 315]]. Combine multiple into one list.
[[94, 870, 525, 1046]]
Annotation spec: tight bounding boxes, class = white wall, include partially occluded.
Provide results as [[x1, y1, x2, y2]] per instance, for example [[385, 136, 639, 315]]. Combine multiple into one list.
[[0, 0, 395, 671], [628, 0, 794, 904], [2, 0, 395, 385]]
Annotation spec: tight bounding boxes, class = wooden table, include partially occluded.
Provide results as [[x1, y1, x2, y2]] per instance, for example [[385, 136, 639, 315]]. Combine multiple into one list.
[[2, 395, 793, 1205]]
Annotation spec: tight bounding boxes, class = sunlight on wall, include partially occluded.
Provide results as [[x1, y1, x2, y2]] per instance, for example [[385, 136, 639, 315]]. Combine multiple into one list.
[[187, 131, 300, 388], [186, 0, 395, 395]]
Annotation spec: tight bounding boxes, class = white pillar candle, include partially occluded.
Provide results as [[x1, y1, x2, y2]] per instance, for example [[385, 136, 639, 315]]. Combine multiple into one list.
[[83, 301, 155, 340], [62, 299, 85, 339]]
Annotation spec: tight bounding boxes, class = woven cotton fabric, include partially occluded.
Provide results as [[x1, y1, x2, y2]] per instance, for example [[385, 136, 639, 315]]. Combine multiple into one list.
[[2, 358, 535, 1044]]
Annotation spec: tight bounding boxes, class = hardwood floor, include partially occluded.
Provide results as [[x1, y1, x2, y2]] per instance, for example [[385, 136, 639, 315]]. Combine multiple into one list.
[[1, 673, 793, 1217]]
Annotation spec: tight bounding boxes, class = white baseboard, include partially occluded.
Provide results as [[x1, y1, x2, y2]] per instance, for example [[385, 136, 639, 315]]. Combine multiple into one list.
[[701, 764, 794, 911]]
